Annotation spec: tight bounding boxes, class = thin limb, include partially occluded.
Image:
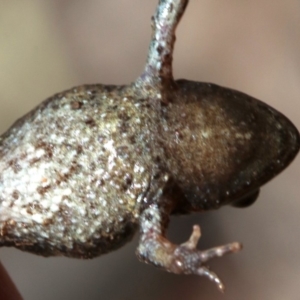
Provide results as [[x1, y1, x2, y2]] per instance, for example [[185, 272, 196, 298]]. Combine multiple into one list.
[[136, 204, 242, 292], [136, 0, 189, 87]]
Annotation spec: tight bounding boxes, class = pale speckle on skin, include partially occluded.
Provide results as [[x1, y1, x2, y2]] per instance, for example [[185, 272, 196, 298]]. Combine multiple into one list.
[[201, 130, 210, 139]]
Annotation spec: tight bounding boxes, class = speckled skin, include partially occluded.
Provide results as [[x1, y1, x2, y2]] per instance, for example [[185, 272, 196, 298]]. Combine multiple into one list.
[[0, 0, 299, 291], [0, 84, 165, 257], [161, 80, 300, 211]]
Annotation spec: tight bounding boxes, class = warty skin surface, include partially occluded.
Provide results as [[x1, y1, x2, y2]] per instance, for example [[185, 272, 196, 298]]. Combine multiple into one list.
[[0, 84, 167, 257], [161, 80, 300, 211], [0, 0, 299, 291]]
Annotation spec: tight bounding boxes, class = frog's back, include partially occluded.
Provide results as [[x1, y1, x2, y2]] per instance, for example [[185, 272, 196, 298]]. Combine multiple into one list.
[[162, 80, 300, 210], [0, 85, 155, 257]]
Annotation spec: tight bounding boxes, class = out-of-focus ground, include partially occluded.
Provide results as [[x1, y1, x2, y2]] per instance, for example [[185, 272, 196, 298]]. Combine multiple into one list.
[[0, 1, 299, 299]]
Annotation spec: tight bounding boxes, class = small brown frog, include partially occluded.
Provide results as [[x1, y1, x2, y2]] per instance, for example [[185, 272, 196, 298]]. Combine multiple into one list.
[[0, 0, 299, 292]]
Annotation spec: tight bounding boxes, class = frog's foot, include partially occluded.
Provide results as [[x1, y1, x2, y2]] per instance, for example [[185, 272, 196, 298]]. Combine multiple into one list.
[[137, 213, 242, 292]]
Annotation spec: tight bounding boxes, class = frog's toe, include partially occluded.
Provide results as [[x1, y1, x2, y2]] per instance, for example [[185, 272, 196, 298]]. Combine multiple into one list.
[[196, 266, 225, 292], [172, 225, 242, 290], [136, 207, 242, 292]]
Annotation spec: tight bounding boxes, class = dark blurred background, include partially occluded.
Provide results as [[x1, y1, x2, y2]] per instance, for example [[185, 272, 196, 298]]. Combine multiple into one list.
[[0, 1, 299, 299]]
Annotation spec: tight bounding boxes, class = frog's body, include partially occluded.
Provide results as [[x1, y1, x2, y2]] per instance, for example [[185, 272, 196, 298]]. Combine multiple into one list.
[[0, 80, 298, 259], [0, 84, 161, 257], [0, 0, 299, 291], [163, 80, 300, 211]]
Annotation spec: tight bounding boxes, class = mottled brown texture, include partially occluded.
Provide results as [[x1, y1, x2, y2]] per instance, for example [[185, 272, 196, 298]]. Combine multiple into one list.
[[0, 84, 165, 257], [0, 0, 299, 292], [160, 80, 300, 211]]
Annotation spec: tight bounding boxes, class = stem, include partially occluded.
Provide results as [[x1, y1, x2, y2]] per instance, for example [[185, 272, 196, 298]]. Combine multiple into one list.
[[136, 0, 189, 87]]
